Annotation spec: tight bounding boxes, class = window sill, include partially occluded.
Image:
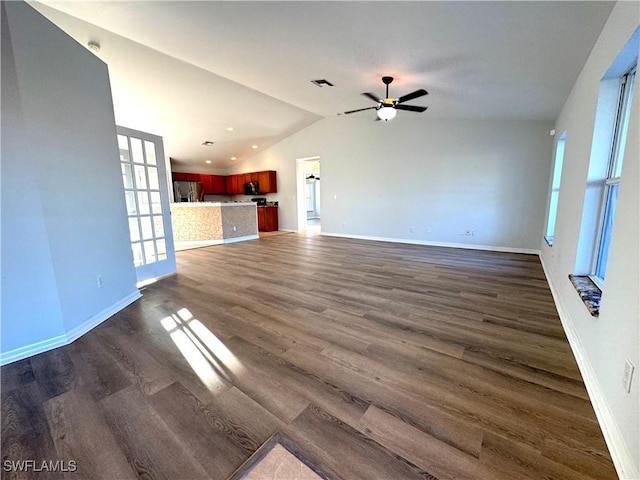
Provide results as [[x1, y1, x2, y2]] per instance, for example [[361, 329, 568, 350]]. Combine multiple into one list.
[[568, 274, 601, 317]]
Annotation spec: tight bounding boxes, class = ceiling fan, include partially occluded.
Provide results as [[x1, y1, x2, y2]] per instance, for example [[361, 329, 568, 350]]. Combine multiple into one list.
[[343, 76, 428, 121]]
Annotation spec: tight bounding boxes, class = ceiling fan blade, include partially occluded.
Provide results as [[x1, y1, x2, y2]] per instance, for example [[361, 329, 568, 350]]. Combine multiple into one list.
[[343, 106, 377, 115], [362, 92, 382, 103], [395, 104, 428, 112], [397, 89, 428, 104]]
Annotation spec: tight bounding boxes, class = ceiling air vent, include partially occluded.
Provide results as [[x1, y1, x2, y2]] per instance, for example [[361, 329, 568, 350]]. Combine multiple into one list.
[[311, 79, 334, 87], [201, 141, 214, 146]]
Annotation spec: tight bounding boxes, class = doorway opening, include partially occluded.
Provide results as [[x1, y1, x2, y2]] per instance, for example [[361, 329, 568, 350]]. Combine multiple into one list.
[[296, 157, 321, 235]]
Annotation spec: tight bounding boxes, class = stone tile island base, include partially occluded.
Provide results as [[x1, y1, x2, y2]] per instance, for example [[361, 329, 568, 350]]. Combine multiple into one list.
[[170, 202, 258, 251]]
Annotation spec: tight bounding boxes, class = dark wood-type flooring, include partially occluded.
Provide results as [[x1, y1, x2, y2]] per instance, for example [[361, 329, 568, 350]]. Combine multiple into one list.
[[1, 234, 618, 479]]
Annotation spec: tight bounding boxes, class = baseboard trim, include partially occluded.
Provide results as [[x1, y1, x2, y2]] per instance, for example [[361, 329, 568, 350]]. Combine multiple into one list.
[[0, 290, 142, 366], [539, 256, 638, 480], [223, 234, 259, 244], [174, 234, 259, 251], [320, 232, 540, 255]]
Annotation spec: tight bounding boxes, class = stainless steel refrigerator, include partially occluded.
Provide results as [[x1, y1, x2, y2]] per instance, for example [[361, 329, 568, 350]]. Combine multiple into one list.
[[173, 181, 204, 202]]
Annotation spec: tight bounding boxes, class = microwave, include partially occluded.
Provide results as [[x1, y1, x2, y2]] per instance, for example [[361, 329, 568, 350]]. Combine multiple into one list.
[[244, 181, 260, 195]]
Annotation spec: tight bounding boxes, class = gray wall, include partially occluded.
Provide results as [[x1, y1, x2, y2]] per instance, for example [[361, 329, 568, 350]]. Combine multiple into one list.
[[231, 115, 553, 252], [540, 2, 639, 477], [1, 1, 138, 361]]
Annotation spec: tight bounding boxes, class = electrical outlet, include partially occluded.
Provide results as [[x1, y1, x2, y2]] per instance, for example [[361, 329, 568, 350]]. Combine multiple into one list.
[[410, 226, 415, 233], [464, 229, 474, 236], [623, 360, 635, 393], [426, 227, 432, 233], [232, 225, 237, 232], [96, 274, 104, 289]]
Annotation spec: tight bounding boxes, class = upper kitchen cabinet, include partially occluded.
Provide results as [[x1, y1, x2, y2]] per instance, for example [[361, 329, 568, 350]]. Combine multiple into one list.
[[257, 171, 277, 193], [200, 174, 227, 195], [199, 174, 213, 193], [172, 170, 276, 195], [211, 175, 227, 195], [225, 174, 243, 195], [172, 172, 200, 182]]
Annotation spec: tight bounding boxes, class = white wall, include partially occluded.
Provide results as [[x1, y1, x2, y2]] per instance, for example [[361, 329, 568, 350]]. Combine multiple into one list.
[[540, 2, 639, 478], [1, 1, 139, 364], [231, 115, 553, 251]]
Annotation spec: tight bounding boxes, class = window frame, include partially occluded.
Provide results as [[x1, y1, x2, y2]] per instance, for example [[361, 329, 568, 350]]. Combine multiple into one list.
[[544, 132, 566, 246], [590, 67, 636, 287]]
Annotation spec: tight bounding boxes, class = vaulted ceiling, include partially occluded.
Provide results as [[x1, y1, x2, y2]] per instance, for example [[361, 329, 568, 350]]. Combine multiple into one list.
[[31, 1, 614, 170]]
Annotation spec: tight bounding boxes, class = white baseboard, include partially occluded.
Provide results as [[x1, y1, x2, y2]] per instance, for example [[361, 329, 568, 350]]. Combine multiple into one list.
[[320, 232, 540, 255], [222, 234, 259, 244], [0, 290, 142, 366], [539, 256, 638, 480], [175, 234, 259, 251]]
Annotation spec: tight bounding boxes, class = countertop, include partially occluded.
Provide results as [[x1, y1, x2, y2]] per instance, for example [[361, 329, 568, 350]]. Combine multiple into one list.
[[170, 202, 255, 207]]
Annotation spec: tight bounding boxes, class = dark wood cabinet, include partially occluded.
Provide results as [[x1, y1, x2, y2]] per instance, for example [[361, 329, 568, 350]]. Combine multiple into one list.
[[257, 206, 278, 232], [199, 174, 213, 193], [191, 174, 227, 195], [172, 170, 276, 195], [202, 174, 227, 195], [225, 174, 243, 195], [172, 172, 200, 182], [211, 175, 226, 194], [257, 171, 277, 193]]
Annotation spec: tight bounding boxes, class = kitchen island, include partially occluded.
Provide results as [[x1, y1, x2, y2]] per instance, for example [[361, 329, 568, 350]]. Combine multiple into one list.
[[170, 202, 258, 251]]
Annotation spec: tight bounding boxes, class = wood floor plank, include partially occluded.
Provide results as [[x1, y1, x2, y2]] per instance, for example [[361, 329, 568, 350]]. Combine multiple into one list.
[[1, 383, 61, 480], [282, 345, 485, 457], [147, 382, 251, 479], [204, 386, 283, 450], [355, 405, 513, 480], [43, 389, 135, 479], [67, 334, 132, 402], [0, 234, 616, 479], [225, 336, 370, 425], [100, 385, 211, 479], [284, 404, 430, 480]]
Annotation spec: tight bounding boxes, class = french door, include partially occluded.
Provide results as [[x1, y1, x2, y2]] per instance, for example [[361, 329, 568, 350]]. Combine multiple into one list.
[[117, 126, 176, 285]]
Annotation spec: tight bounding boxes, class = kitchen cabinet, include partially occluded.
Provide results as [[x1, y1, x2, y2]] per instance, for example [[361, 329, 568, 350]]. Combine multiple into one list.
[[200, 174, 227, 195], [211, 175, 226, 194], [171, 170, 277, 195], [200, 174, 213, 194], [257, 206, 278, 232], [225, 174, 243, 195], [173, 172, 200, 182], [256, 171, 277, 193]]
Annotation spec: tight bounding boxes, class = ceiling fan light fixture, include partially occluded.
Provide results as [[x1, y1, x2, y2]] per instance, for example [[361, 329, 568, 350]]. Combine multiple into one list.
[[377, 106, 397, 121]]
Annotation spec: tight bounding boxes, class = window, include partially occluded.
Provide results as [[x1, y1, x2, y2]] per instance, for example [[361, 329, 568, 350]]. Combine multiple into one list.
[[592, 67, 635, 284], [545, 132, 566, 246]]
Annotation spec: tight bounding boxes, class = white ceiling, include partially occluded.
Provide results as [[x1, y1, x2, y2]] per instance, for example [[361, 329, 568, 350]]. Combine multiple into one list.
[[31, 1, 614, 170]]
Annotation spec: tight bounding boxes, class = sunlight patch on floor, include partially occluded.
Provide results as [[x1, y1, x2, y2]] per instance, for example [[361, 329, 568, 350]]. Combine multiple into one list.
[[161, 308, 244, 392]]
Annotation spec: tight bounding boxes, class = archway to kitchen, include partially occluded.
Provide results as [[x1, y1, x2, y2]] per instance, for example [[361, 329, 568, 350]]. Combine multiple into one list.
[[295, 156, 321, 235]]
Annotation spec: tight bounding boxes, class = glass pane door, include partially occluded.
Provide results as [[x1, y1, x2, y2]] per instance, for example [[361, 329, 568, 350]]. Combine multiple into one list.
[[117, 126, 176, 285]]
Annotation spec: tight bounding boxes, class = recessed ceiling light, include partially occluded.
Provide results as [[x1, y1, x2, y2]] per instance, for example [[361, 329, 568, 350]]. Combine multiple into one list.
[[202, 141, 214, 146], [230, 156, 237, 161], [226, 127, 234, 132], [205, 160, 212, 164], [251, 145, 258, 149]]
